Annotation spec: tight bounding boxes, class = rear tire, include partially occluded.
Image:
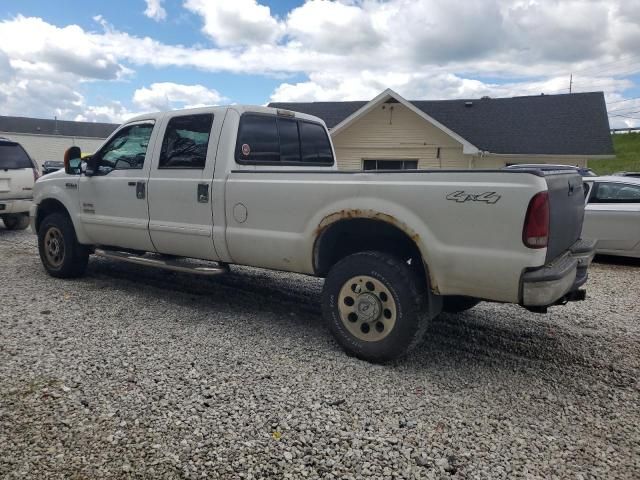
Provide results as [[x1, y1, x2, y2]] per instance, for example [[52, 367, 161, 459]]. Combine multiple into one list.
[[38, 212, 89, 278], [321, 251, 430, 363], [442, 296, 480, 314], [2, 214, 30, 230]]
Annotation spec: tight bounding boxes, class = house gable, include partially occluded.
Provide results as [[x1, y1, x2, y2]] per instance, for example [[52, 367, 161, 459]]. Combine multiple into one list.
[[330, 89, 479, 155], [331, 101, 468, 170]]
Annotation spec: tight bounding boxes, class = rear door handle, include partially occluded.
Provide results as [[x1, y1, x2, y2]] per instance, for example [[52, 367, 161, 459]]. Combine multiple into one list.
[[197, 183, 209, 203], [136, 181, 146, 199]]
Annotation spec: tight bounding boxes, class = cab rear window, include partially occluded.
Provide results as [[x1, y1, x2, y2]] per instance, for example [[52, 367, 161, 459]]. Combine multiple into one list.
[[236, 113, 333, 166], [0, 143, 33, 169]]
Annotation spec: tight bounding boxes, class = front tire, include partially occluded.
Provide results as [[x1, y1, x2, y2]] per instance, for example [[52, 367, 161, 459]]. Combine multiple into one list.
[[38, 213, 89, 278], [321, 251, 430, 363], [2, 214, 30, 230]]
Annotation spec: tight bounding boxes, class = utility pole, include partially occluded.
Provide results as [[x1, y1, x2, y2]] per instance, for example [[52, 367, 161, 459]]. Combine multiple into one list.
[[569, 74, 573, 94]]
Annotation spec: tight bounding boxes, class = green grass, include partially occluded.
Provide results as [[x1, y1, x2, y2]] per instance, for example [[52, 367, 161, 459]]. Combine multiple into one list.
[[589, 132, 640, 175]]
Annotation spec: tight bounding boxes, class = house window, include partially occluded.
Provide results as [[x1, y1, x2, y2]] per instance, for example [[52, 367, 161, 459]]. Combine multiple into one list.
[[363, 159, 418, 171]]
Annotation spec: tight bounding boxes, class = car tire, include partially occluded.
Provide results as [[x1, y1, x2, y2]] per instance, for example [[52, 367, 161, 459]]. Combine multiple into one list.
[[38, 212, 89, 278], [2, 214, 30, 230], [442, 296, 481, 314], [321, 251, 429, 363]]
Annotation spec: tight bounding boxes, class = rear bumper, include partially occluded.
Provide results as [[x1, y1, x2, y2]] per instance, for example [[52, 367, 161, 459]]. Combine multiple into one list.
[[521, 239, 596, 308], [0, 198, 32, 215]]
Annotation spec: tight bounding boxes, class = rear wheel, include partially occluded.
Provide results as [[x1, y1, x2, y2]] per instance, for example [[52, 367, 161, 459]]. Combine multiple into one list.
[[321, 251, 430, 363], [2, 214, 30, 230], [38, 212, 89, 278]]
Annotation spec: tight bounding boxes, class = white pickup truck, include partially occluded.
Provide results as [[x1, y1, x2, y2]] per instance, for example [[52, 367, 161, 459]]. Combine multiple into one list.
[[31, 106, 595, 362]]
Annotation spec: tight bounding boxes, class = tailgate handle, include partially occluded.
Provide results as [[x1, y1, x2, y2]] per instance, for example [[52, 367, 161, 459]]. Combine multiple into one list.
[[568, 180, 577, 196], [197, 183, 209, 203]]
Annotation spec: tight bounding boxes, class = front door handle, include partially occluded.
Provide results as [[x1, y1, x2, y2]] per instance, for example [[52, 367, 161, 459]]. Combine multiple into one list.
[[136, 181, 146, 199], [197, 183, 209, 203]]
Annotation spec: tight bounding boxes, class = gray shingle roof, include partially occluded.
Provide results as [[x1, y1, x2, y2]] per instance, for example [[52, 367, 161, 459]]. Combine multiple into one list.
[[0, 115, 119, 139], [270, 92, 614, 156]]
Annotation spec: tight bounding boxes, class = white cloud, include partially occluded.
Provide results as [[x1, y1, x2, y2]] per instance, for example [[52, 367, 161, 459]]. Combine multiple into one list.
[[144, 0, 167, 22], [132, 82, 226, 110], [0, 1, 639, 127], [75, 102, 136, 123], [183, 0, 284, 46]]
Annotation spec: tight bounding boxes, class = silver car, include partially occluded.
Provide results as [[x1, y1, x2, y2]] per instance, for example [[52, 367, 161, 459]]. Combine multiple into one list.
[[582, 176, 640, 258]]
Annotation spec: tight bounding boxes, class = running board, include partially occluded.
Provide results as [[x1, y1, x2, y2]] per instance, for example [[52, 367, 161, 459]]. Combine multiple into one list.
[[94, 249, 229, 276]]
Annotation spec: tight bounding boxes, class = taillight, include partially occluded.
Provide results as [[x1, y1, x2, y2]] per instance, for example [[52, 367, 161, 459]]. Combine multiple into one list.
[[33, 168, 40, 181], [523, 191, 549, 248]]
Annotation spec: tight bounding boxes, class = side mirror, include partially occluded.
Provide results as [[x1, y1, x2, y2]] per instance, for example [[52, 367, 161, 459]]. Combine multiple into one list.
[[63, 146, 82, 175], [66, 158, 82, 175], [83, 155, 97, 176]]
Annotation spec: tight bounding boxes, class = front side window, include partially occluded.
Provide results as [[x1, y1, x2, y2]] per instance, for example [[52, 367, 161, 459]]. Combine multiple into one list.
[[96, 123, 154, 174], [159, 114, 213, 169], [590, 182, 640, 203], [236, 114, 333, 165], [363, 159, 418, 171]]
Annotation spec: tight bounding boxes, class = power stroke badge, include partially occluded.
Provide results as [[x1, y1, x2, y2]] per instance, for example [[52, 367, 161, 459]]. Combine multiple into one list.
[[446, 191, 501, 204]]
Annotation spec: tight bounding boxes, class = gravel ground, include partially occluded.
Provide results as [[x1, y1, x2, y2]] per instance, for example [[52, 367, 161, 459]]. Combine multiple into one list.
[[1, 227, 639, 479]]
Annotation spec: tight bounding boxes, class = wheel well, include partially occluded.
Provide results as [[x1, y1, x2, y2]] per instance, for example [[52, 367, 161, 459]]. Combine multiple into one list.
[[36, 199, 70, 233], [314, 218, 427, 289]]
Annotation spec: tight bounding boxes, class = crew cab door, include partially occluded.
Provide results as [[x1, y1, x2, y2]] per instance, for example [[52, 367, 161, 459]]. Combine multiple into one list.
[[77, 120, 157, 251], [146, 112, 223, 260]]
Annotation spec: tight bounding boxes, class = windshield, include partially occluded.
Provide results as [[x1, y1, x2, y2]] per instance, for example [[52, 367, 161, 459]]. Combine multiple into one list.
[[0, 143, 33, 169]]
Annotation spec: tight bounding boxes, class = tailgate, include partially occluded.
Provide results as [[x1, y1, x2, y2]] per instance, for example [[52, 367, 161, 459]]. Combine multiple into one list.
[[544, 171, 585, 261], [0, 168, 33, 199]]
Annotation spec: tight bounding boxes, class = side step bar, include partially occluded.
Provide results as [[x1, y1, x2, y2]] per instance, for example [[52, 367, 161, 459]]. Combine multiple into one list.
[[94, 249, 229, 276]]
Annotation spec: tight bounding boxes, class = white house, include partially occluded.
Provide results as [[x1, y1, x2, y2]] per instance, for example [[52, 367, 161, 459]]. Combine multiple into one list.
[[270, 89, 614, 170], [0, 116, 118, 167]]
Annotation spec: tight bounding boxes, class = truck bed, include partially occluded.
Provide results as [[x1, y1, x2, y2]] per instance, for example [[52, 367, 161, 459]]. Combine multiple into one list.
[[221, 168, 584, 304]]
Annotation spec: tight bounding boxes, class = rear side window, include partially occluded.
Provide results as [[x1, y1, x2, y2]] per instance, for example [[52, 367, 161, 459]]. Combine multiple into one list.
[[160, 114, 213, 169], [300, 121, 333, 164], [0, 143, 33, 169], [236, 114, 333, 166], [590, 182, 640, 203]]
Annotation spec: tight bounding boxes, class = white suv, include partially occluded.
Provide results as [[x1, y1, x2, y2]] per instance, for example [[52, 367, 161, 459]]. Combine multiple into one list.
[[0, 137, 39, 230]]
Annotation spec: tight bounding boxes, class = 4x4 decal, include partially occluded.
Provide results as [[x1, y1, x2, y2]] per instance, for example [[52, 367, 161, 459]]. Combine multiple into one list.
[[446, 191, 501, 204]]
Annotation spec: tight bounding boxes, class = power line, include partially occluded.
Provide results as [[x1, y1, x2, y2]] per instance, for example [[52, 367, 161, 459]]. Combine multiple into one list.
[[609, 110, 640, 117], [608, 104, 640, 114], [607, 96, 640, 106]]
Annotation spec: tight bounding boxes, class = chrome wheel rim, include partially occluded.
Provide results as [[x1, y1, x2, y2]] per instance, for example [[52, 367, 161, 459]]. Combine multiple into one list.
[[44, 227, 65, 268], [338, 275, 397, 342]]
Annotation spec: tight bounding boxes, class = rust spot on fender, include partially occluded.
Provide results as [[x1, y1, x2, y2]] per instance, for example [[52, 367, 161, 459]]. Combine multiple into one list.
[[314, 209, 440, 293], [315, 209, 420, 242]]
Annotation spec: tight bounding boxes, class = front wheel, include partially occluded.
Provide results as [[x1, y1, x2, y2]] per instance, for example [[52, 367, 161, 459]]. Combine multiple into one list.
[[2, 214, 30, 230], [38, 213, 89, 278], [321, 251, 430, 363]]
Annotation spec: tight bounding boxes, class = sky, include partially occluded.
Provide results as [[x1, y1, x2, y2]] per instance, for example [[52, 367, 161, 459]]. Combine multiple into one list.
[[0, 0, 639, 128]]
